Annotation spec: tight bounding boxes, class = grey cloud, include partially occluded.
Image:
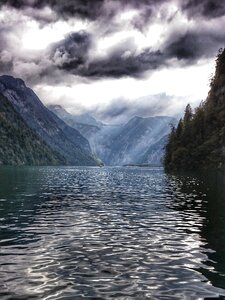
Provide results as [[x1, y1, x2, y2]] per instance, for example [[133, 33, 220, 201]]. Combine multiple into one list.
[[1, 0, 105, 21], [48, 27, 225, 79], [48, 32, 165, 79], [3, 0, 224, 25], [1, 1, 225, 84], [77, 49, 164, 78], [164, 29, 225, 61], [0, 27, 14, 73], [182, 0, 225, 19], [0, 50, 13, 73], [1, 26, 224, 85], [51, 31, 92, 69], [2, 30, 223, 85], [89, 94, 173, 124]]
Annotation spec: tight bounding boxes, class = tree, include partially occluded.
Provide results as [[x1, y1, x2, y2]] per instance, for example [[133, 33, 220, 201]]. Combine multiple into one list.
[[176, 118, 183, 138], [164, 125, 177, 170], [183, 104, 193, 127]]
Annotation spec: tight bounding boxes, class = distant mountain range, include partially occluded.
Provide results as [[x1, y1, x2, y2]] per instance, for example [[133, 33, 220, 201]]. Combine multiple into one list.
[[0, 75, 176, 166], [0, 75, 100, 166], [48, 105, 102, 127], [47, 104, 101, 139], [49, 105, 176, 166]]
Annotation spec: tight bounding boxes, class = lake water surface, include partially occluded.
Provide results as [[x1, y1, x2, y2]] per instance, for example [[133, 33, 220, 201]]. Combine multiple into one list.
[[0, 166, 225, 299]]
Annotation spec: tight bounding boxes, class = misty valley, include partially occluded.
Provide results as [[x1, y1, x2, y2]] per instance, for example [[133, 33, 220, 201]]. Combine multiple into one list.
[[0, 75, 176, 168]]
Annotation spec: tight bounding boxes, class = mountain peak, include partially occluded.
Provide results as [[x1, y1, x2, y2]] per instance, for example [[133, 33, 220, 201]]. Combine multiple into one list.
[[48, 104, 102, 127], [47, 104, 72, 119], [0, 75, 26, 88], [48, 104, 69, 114], [48, 104, 64, 110]]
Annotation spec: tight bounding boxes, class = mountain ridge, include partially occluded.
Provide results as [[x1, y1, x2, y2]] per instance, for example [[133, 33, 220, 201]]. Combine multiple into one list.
[[49, 104, 176, 166], [0, 75, 100, 166]]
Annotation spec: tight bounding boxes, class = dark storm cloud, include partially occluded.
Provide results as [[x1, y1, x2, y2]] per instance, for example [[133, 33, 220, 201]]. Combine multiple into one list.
[[3, 0, 225, 25], [70, 49, 164, 78], [182, 0, 225, 19], [0, 0, 170, 41], [1, 0, 104, 20], [51, 31, 92, 69], [47, 27, 225, 80], [165, 29, 225, 61], [47, 31, 164, 79], [0, 0, 225, 84], [1, 0, 168, 22], [4, 27, 223, 85], [1, 27, 224, 85]]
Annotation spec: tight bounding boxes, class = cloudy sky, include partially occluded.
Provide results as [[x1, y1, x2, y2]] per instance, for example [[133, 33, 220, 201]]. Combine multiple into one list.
[[0, 0, 224, 123]]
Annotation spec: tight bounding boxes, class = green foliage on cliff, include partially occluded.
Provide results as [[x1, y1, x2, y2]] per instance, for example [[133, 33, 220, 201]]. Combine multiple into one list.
[[0, 93, 65, 165], [164, 48, 225, 171]]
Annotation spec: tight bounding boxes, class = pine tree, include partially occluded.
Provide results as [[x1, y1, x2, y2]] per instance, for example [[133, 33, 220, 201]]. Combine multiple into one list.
[[183, 104, 193, 127], [176, 118, 183, 138]]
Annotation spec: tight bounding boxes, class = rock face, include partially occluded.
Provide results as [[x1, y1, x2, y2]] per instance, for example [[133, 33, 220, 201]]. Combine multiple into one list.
[[0, 76, 99, 166], [137, 135, 169, 165], [0, 93, 64, 165], [49, 105, 176, 166], [48, 105, 101, 139], [92, 116, 176, 166], [49, 105, 101, 126]]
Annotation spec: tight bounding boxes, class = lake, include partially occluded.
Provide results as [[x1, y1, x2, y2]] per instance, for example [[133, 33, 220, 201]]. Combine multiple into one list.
[[0, 166, 225, 299]]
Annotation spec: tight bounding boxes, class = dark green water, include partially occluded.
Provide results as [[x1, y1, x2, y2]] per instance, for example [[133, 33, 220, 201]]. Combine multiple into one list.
[[0, 166, 225, 299]]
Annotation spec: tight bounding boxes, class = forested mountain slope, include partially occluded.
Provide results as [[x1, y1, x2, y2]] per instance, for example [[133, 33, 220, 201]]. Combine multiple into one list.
[[164, 48, 225, 171], [0, 93, 64, 165]]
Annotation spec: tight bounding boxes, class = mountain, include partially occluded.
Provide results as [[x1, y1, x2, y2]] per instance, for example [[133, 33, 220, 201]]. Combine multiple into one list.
[[164, 48, 225, 171], [71, 113, 102, 127], [48, 105, 101, 127], [0, 93, 64, 165], [0, 76, 99, 166], [48, 104, 101, 139], [96, 116, 176, 166], [49, 105, 176, 166]]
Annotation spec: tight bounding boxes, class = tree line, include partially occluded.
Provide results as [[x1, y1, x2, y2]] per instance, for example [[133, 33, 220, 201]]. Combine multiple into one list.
[[164, 48, 225, 171]]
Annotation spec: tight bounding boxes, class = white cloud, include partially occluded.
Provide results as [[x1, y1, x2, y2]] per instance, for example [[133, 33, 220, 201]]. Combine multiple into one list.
[[21, 19, 89, 51]]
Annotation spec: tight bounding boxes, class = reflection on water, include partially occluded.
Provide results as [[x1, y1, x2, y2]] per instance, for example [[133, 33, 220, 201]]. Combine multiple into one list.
[[0, 166, 225, 299]]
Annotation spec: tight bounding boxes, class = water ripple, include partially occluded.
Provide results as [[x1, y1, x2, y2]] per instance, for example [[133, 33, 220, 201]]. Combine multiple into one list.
[[0, 166, 225, 299]]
